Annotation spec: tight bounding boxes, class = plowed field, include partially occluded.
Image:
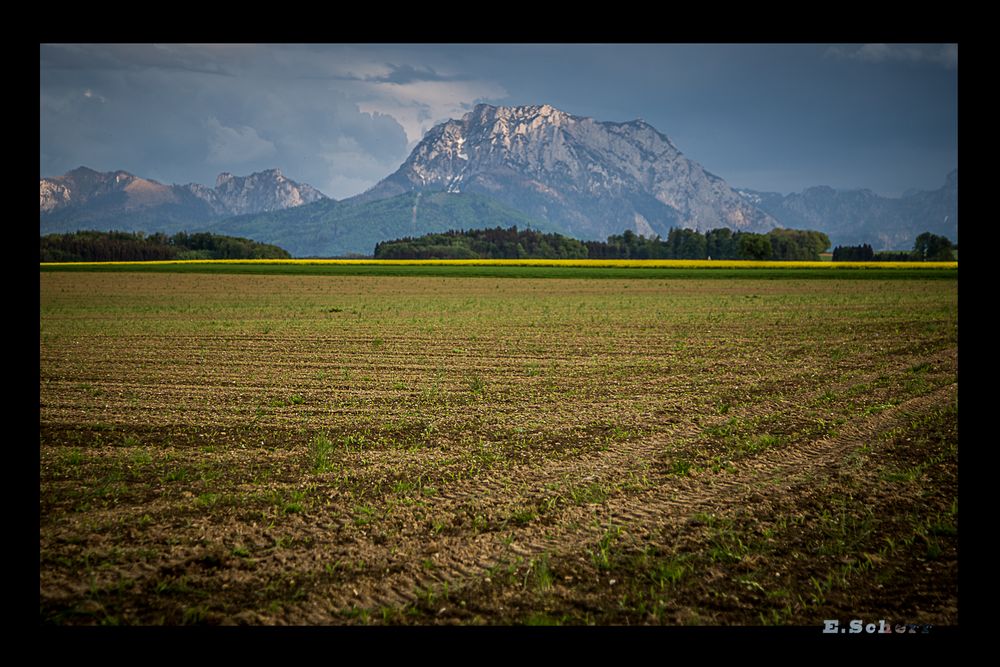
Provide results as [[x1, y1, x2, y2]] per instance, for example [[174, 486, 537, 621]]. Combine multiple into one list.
[[39, 271, 958, 626]]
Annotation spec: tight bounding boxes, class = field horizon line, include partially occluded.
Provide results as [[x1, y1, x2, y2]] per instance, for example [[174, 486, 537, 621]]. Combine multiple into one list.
[[39, 258, 958, 270]]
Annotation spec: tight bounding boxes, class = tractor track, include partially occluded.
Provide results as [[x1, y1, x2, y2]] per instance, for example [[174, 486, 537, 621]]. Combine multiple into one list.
[[278, 379, 956, 623]]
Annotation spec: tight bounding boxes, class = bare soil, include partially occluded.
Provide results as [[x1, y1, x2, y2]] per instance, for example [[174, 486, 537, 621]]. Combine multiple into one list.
[[39, 272, 958, 626]]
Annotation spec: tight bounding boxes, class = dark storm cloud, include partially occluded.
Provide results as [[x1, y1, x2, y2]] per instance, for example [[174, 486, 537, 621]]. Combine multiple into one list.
[[365, 64, 465, 84], [41, 43, 236, 76], [40, 45, 414, 198], [825, 43, 958, 69], [441, 44, 956, 195]]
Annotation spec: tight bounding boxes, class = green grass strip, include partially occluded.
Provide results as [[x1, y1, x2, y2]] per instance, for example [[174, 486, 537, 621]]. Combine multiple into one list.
[[39, 262, 957, 280]]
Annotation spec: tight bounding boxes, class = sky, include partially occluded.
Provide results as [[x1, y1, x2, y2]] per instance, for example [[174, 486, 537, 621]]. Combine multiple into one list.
[[39, 43, 958, 200]]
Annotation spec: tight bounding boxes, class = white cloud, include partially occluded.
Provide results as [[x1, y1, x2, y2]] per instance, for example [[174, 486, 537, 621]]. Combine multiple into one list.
[[355, 79, 509, 145], [826, 43, 958, 69], [82, 89, 107, 103], [204, 117, 277, 164]]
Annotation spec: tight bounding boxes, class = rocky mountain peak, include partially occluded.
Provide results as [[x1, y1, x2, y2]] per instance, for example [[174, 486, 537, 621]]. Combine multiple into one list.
[[39, 179, 73, 213], [194, 169, 325, 215], [468, 102, 572, 125], [40, 166, 147, 212], [66, 166, 101, 178], [365, 103, 776, 239]]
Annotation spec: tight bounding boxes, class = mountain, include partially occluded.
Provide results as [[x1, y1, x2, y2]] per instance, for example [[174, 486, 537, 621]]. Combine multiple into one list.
[[43, 106, 954, 258], [348, 103, 778, 240], [210, 190, 560, 257], [737, 170, 957, 250], [187, 170, 326, 216], [39, 167, 326, 235], [40, 167, 177, 213]]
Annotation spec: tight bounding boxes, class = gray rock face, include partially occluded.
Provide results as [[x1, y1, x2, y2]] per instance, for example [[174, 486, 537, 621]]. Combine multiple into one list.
[[188, 168, 326, 216], [40, 167, 327, 235], [39, 166, 180, 213], [353, 103, 778, 239], [39, 179, 73, 213]]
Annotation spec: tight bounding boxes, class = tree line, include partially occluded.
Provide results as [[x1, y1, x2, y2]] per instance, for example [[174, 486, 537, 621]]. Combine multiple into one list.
[[832, 233, 956, 262], [585, 227, 830, 260], [375, 226, 831, 261], [40, 230, 292, 262], [375, 227, 589, 259]]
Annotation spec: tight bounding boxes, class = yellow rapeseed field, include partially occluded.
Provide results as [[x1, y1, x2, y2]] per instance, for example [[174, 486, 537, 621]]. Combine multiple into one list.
[[40, 258, 958, 269]]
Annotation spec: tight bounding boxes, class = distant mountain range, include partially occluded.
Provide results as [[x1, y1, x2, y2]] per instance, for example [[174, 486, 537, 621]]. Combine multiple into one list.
[[39, 167, 326, 235], [737, 169, 957, 250], [39, 104, 958, 256]]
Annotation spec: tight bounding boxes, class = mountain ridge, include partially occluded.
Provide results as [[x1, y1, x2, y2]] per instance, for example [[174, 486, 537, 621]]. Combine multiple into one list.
[[347, 103, 778, 240], [39, 104, 957, 256], [39, 166, 327, 235], [737, 169, 957, 250]]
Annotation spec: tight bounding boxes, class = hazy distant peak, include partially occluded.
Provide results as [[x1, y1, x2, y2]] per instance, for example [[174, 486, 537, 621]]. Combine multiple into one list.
[[733, 171, 957, 249], [40, 166, 328, 224]]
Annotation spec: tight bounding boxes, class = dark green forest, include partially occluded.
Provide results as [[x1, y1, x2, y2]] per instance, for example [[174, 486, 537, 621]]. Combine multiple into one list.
[[40, 230, 291, 262], [375, 226, 831, 261], [375, 227, 588, 259], [832, 232, 955, 262]]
